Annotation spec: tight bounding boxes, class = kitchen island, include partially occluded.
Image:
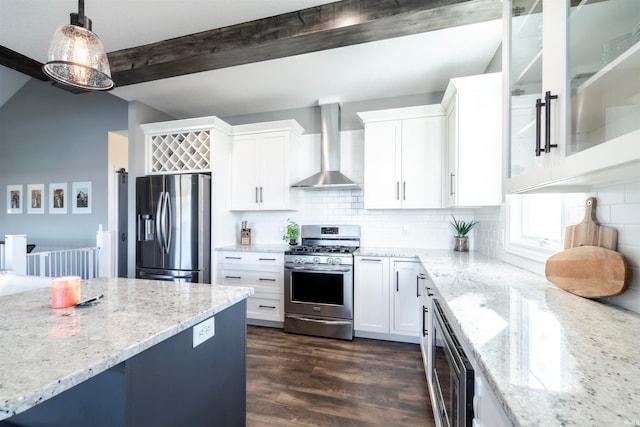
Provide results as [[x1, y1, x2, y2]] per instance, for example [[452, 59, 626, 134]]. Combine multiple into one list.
[[0, 275, 253, 426]]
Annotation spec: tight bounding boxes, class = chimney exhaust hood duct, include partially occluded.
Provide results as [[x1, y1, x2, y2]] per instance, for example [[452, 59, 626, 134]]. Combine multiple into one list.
[[292, 101, 360, 190]]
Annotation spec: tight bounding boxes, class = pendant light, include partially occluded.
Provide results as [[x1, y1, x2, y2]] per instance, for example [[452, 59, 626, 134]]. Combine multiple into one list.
[[43, 0, 114, 90]]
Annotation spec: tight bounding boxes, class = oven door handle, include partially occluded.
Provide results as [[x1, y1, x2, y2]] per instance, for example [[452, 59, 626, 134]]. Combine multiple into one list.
[[285, 314, 352, 326], [284, 265, 351, 273]]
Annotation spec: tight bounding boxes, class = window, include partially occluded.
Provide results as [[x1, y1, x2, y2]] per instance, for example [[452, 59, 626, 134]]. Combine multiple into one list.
[[506, 193, 585, 262]]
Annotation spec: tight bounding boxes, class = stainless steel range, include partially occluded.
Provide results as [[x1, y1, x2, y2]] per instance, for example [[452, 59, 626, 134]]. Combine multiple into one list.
[[284, 225, 360, 340]]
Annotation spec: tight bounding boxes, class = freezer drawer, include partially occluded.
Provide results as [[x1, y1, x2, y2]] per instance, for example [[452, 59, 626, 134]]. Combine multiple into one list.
[[136, 268, 202, 283]]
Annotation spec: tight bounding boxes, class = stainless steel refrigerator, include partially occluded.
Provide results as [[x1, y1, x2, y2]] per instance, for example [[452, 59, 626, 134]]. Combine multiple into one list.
[[136, 174, 211, 283]]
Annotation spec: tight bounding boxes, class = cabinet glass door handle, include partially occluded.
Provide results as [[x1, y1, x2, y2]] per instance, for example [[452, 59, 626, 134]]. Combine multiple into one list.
[[544, 91, 558, 153], [535, 91, 559, 156]]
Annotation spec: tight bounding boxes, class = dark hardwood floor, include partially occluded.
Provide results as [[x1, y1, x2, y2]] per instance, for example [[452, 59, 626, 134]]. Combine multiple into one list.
[[246, 326, 436, 427]]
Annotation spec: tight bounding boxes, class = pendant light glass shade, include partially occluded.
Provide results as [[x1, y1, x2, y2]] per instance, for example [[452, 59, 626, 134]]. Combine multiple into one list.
[[43, 18, 114, 90]]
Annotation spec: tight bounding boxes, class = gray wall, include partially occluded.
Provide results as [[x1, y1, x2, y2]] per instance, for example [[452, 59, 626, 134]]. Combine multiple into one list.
[[0, 79, 128, 251], [222, 92, 445, 132]]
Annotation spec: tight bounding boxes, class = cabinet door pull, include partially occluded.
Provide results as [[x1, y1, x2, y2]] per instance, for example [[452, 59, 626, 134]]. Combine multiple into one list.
[[360, 258, 382, 262], [396, 271, 399, 292], [416, 275, 420, 298], [225, 275, 242, 279], [403, 181, 406, 201], [258, 258, 277, 261], [544, 91, 558, 153], [535, 97, 544, 156], [224, 256, 242, 260], [258, 304, 276, 309], [260, 186, 263, 203], [255, 187, 259, 203], [396, 181, 400, 201], [259, 278, 276, 282], [449, 173, 455, 196]]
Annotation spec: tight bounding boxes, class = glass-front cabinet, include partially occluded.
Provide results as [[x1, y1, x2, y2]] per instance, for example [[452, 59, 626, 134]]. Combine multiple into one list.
[[504, 0, 640, 193]]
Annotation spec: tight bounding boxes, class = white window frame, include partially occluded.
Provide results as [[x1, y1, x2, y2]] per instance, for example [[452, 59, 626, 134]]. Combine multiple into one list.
[[506, 193, 586, 263]]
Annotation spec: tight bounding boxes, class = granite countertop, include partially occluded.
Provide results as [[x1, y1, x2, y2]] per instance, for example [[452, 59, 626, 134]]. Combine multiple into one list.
[[0, 276, 253, 421], [417, 250, 640, 427], [216, 244, 290, 253], [356, 246, 424, 258]]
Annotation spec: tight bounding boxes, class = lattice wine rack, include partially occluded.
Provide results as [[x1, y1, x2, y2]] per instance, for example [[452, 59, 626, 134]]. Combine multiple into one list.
[[148, 131, 211, 173]]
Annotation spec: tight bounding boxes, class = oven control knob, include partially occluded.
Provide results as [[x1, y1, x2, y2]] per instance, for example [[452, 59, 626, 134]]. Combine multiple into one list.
[[299, 257, 306, 264], [333, 258, 342, 265], [313, 257, 321, 264]]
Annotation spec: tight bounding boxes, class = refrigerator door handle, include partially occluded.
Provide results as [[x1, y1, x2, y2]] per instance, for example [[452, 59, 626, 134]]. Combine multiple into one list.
[[164, 191, 172, 254], [160, 192, 169, 254], [155, 192, 164, 253]]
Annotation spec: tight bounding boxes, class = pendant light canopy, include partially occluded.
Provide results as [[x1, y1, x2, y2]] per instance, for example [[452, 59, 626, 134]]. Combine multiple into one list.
[[43, 0, 114, 90]]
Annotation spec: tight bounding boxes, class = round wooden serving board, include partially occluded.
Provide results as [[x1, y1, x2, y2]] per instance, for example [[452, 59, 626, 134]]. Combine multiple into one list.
[[545, 246, 630, 298]]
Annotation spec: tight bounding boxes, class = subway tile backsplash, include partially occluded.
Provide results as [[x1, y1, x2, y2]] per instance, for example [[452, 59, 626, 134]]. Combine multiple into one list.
[[238, 178, 640, 315], [475, 179, 640, 315]]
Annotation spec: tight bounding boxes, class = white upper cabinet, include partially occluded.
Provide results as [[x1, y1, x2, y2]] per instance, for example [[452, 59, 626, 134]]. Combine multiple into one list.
[[442, 73, 503, 207], [141, 116, 233, 175], [230, 120, 303, 211], [358, 105, 444, 210], [504, 0, 640, 193]]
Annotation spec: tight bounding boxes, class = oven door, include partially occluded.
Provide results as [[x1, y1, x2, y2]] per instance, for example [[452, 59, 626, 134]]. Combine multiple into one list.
[[432, 299, 474, 427], [284, 266, 353, 320]]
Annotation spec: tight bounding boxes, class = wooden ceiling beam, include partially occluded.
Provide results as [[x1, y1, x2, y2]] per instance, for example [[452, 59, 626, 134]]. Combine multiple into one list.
[[0, 45, 48, 81], [108, 0, 502, 87], [1, 0, 501, 88]]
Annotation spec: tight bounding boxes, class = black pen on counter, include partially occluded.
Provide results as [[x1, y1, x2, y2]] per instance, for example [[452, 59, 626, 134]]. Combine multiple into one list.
[[75, 294, 104, 307]]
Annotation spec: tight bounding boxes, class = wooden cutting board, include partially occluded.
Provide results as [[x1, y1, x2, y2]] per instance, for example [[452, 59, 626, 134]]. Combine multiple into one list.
[[563, 197, 617, 250], [545, 246, 630, 298]]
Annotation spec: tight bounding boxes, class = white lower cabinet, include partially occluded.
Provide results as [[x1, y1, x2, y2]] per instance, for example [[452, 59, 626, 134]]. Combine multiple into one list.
[[217, 251, 284, 322], [354, 255, 420, 341], [354, 256, 390, 334], [391, 260, 421, 336]]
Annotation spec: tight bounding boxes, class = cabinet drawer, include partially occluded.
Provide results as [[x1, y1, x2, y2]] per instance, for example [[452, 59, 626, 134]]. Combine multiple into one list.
[[247, 294, 283, 322], [218, 251, 283, 265], [220, 268, 282, 293]]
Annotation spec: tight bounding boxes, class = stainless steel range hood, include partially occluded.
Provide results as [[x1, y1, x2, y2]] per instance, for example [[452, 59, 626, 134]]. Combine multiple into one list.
[[292, 102, 360, 190]]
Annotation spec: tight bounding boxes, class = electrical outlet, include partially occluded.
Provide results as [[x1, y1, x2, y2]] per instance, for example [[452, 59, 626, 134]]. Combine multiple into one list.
[[192, 317, 215, 348]]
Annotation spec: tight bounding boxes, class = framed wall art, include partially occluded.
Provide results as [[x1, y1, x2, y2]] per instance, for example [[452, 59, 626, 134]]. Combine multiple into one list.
[[72, 181, 92, 214], [6, 185, 23, 214], [49, 182, 67, 214], [27, 184, 45, 214]]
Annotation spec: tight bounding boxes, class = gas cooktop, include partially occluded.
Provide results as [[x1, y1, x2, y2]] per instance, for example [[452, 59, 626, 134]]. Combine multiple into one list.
[[287, 245, 358, 255]]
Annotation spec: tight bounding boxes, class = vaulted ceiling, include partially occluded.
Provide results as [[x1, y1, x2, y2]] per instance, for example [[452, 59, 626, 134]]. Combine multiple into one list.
[[0, 0, 503, 118]]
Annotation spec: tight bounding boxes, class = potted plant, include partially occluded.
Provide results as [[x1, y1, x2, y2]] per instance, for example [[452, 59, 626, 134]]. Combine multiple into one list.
[[450, 215, 478, 252], [282, 218, 299, 245]]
